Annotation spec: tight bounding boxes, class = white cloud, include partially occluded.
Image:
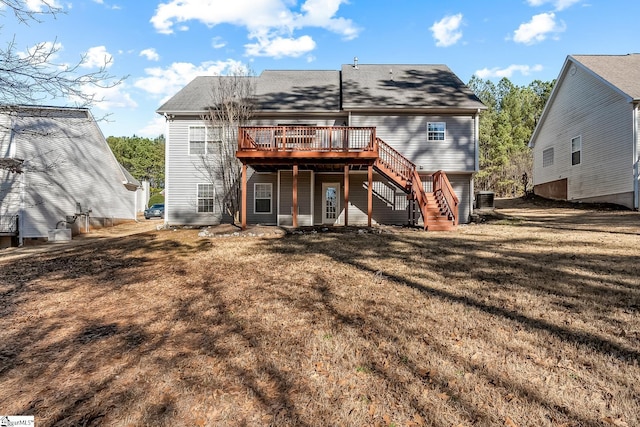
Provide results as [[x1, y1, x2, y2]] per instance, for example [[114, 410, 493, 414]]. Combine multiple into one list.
[[24, 0, 62, 12], [430, 14, 463, 47], [18, 41, 63, 63], [211, 37, 226, 49], [150, 0, 359, 58], [88, 83, 138, 110], [81, 46, 114, 69], [245, 35, 316, 58], [140, 48, 160, 61], [526, 0, 581, 11], [137, 115, 167, 138], [512, 12, 565, 45], [134, 59, 245, 102], [474, 64, 544, 79]]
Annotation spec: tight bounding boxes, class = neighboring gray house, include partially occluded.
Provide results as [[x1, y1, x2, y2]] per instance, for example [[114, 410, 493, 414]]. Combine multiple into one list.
[[530, 54, 640, 209], [157, 62, 485, 230], [0, 105, 139, 246]]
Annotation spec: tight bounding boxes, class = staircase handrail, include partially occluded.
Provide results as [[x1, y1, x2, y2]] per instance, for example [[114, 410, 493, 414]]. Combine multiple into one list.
[[375, 137, 415, 183], [433, 170, 459, 225]]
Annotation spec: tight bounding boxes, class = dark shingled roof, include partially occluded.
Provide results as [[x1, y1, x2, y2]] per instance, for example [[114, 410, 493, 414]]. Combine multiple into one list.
[[341, 64, 484, 110], [571, 54, 640, 101], [254, 70, 341, 112], [157, 65, 484, 114]]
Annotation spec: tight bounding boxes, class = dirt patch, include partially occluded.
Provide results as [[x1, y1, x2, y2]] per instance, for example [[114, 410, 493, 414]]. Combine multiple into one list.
[[0, 199, 639, 426]]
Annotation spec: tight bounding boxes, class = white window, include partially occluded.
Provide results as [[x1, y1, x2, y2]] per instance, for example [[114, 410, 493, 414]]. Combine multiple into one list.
[[542, 147, 554, 167], [427, 122, 446, 141], [197, 184, 215, 213], [571, 136, 581, 166], [254, 183, 272, 214], [189, 126, 223, 155]]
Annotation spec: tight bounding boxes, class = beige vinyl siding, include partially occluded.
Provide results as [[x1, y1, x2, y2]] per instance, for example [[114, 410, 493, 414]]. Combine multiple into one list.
[[246, 172, 277, 225], [166, 118, 225, 225], [446, 173, 472, 224], [313, 172, 409, 226], [350, 114, 476, 172], [10, 111, 136, 238], [533, 62, 634, 203], [0, 113, 20, 218], [0, 113, 12, 156], [278, 170, 312, 226]]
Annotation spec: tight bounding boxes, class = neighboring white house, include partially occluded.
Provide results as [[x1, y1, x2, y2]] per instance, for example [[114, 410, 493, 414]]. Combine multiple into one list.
[[0, 105, 140, 246], [157, 63, 485, 231], [529, 54, 640, 209]]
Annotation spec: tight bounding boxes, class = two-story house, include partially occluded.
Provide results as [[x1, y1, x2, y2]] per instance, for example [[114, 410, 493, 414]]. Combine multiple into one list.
[[530, 54, 640, 210], [157, 62, 485, 230]]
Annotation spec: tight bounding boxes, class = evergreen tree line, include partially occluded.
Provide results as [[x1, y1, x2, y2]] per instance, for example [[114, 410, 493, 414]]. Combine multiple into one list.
[[468, 76, 555, 197], [107, 135, 165, 192]]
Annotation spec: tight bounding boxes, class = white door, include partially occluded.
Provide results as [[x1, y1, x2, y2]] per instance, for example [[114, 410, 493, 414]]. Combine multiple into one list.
[[322, 183, 340, 224]]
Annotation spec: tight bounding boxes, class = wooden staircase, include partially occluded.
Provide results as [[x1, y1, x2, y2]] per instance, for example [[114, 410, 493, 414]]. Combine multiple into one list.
[[373, 138, 458, 231]]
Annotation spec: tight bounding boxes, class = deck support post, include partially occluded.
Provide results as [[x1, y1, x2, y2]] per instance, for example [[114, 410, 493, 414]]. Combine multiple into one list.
[[344, 164, 349, 226], [293, 164, 298, 228], [241, 163, 247, 230], [367, 165, 373, 227]]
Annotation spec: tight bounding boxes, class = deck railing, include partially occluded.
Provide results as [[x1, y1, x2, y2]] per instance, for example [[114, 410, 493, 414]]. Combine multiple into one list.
[[238, 126, 377, 152], [433, 171, 459, 225]]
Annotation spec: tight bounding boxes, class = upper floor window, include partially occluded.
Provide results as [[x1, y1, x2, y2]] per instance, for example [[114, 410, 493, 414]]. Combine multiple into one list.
[[197, 183, 215, 213], [427, 122, 446, 141], [571, 136, 581, 166], [189, 126, 222, 155], [542, 147, 554, 167]]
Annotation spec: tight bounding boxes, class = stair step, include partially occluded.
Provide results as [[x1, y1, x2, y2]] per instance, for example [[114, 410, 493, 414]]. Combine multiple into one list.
[[426, 224, 455, 231]]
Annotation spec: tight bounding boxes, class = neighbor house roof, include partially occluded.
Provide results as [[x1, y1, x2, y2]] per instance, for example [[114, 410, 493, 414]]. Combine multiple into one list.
[[157, 64, 484, 115], [530, 54, 640, 148], [1, 104, 139, 192], [571, 54, 640, 101], [341, 64, 485, 111]]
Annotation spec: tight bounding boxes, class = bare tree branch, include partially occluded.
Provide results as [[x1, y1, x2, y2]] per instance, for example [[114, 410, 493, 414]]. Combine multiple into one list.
[[0, 0, 127, 172], [0, 0, 63, 24], [193, 67, 256, 225]]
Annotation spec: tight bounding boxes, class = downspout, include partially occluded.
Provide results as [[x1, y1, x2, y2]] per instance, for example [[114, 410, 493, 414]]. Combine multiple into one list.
[[474, 109, 480, 172], [633, 103, 639, 210], [472, 110, 480, 214], [18, 168, 25, 246], [163, 114, 171, 226]]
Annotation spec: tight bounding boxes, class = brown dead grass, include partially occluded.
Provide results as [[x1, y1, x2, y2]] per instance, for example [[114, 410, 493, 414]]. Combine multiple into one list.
[[1, 199, 639, 426]]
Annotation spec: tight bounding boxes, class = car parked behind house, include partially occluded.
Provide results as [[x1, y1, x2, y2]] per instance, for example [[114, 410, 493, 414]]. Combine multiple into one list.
[[144, 204, 164, 219]]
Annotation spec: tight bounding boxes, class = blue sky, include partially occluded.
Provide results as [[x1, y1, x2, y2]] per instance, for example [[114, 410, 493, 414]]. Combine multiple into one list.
[[3, 0, 639, 138]]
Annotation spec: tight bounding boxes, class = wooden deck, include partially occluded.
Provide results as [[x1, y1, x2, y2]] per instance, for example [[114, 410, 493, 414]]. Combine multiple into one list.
[[236, 126, 458, 231], [236, 126, 379, 165]]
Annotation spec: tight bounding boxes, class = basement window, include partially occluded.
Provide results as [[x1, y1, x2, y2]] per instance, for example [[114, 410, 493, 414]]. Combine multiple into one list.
[[571, 136, 581, 166], [543, 147, 554, 167], [427, 122, 446, 141], [197, 183, 215, 213], [254, 183, 272, 214]]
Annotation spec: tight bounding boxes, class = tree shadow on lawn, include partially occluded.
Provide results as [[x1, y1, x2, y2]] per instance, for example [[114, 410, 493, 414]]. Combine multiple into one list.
[[0, 227, 638, 426], [0, 231, 221, 426], [256, 229, 640, 425], [269, 230, 640, 357]]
